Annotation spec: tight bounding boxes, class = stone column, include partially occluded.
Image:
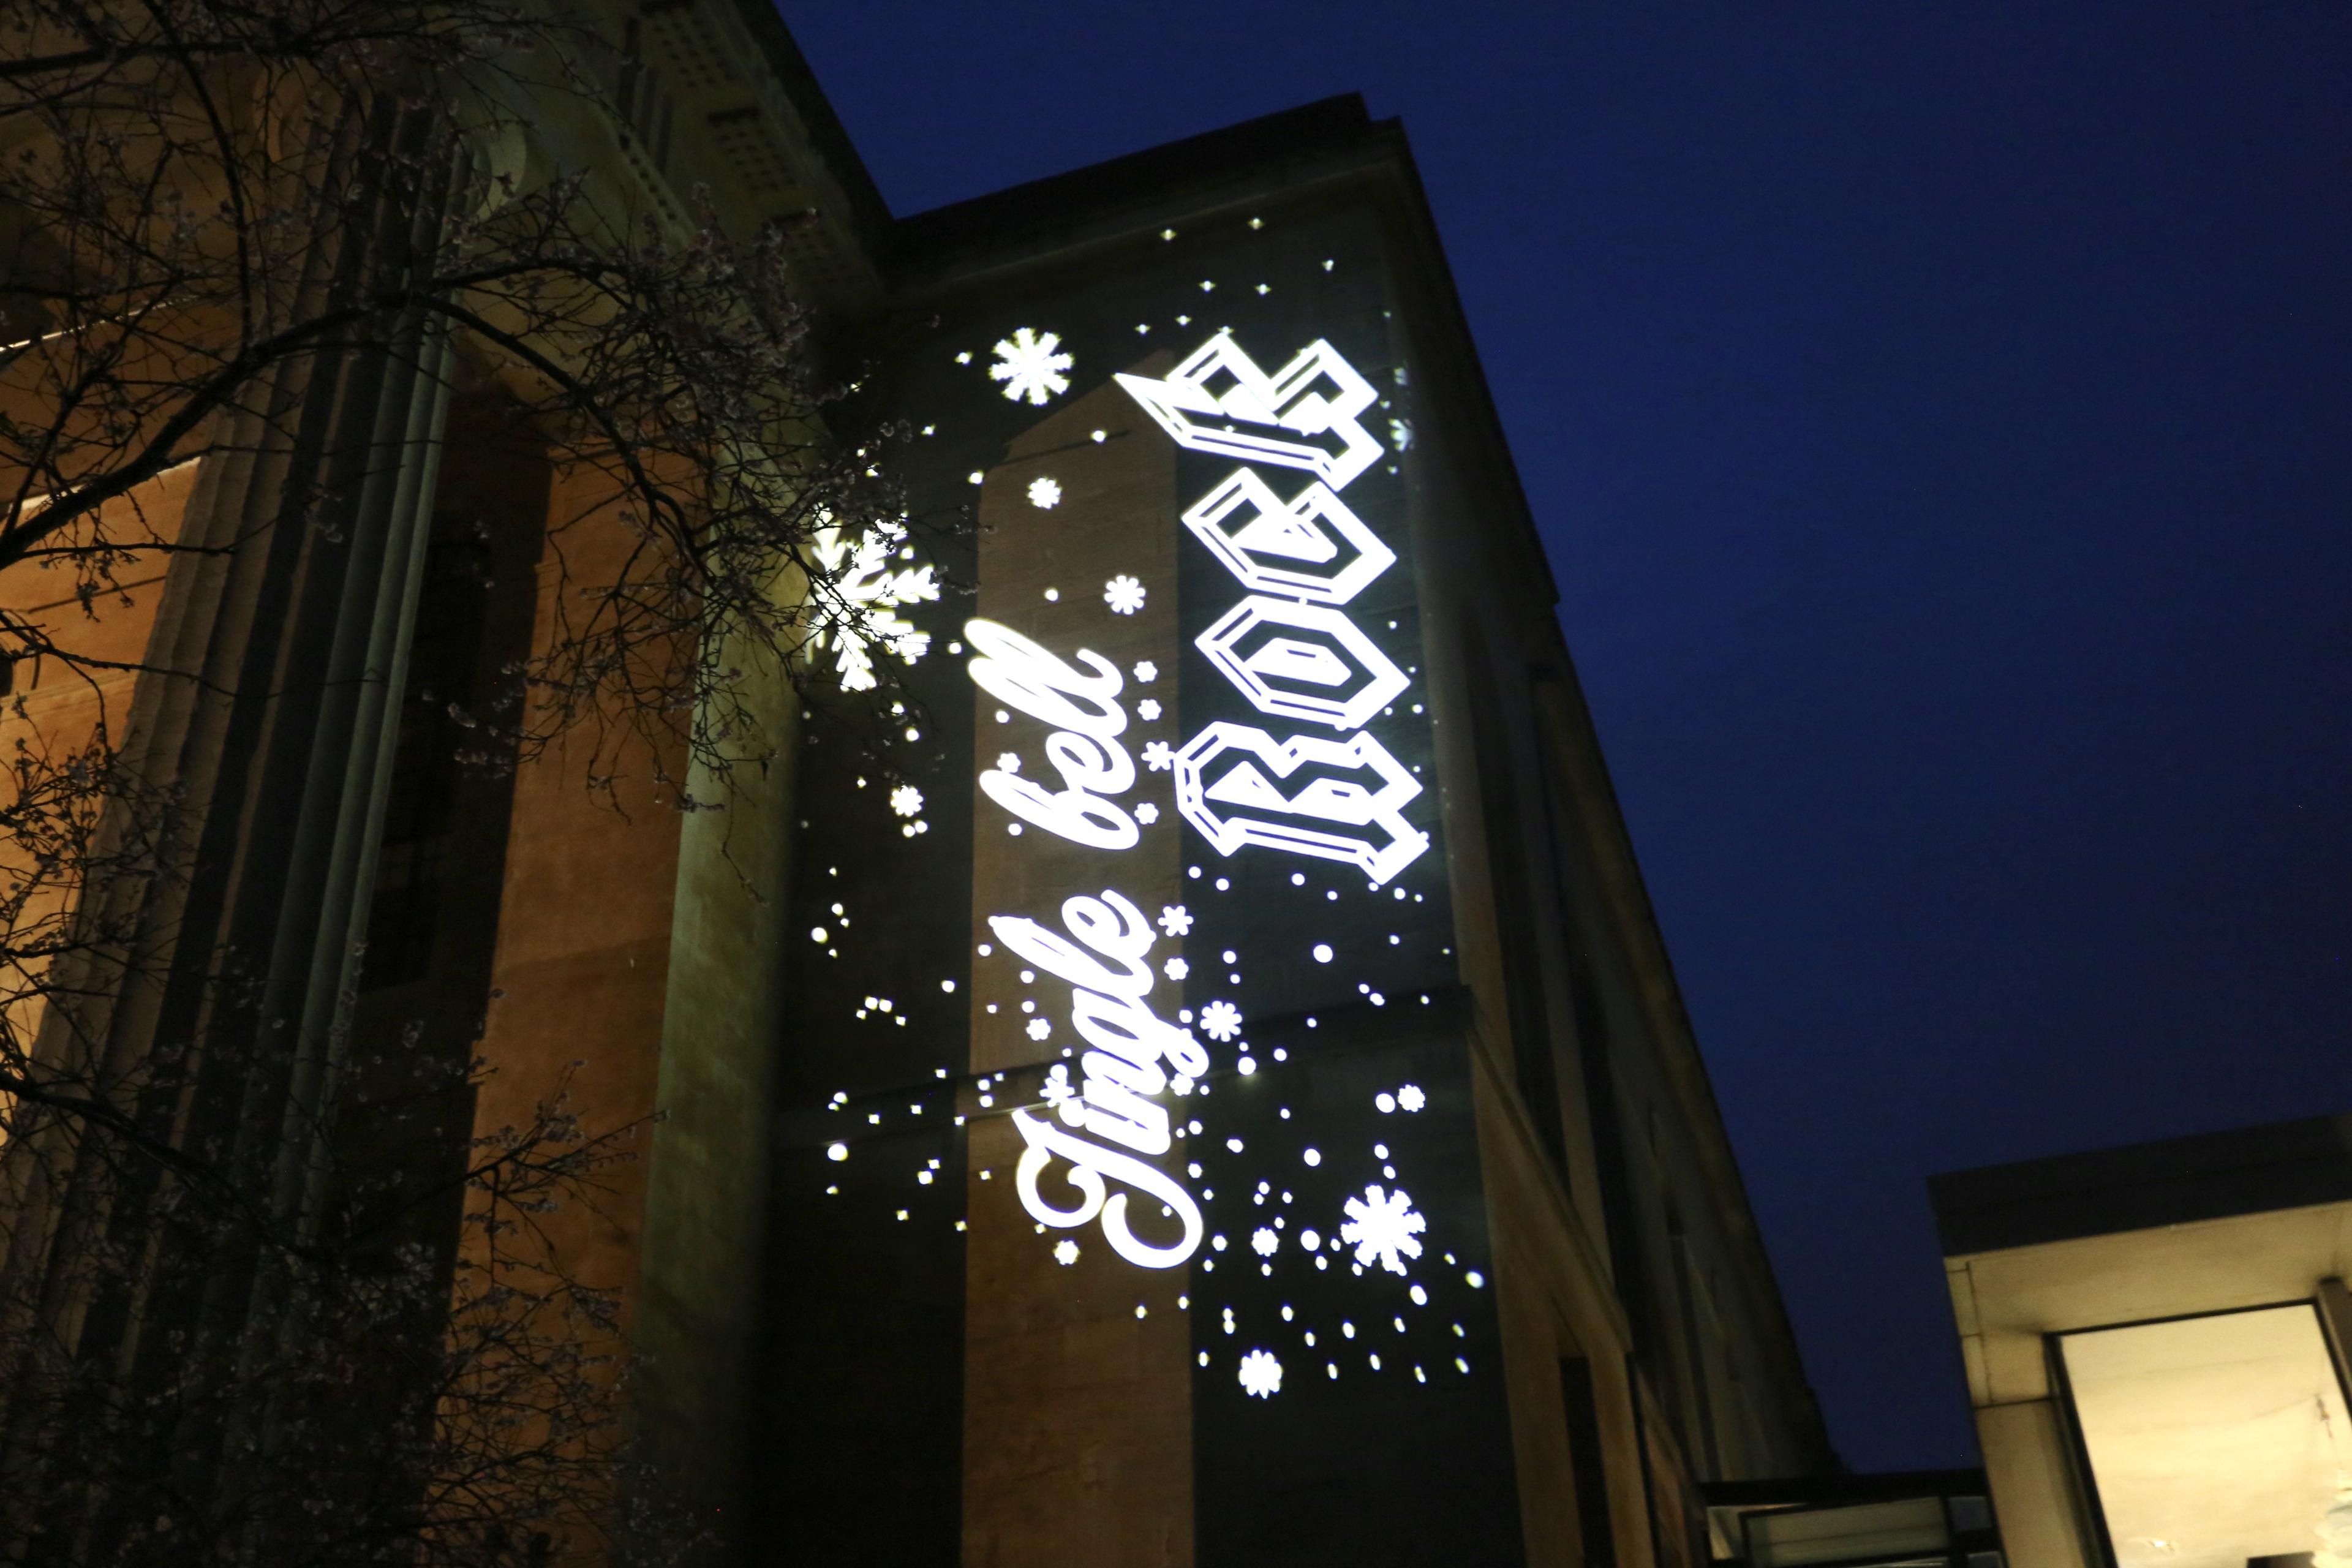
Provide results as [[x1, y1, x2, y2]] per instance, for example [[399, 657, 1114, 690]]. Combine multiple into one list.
[[0, 99, 465, 1545]]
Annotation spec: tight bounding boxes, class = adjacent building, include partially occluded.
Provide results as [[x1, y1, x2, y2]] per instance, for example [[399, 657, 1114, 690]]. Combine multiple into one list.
[[1703, 1469, 2006, 1568], [1931, 1116, 2352, 1568]]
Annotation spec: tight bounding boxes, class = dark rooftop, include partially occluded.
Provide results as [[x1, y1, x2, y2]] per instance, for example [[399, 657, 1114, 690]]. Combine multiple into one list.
[[1928, 1114, 2352, 1257]]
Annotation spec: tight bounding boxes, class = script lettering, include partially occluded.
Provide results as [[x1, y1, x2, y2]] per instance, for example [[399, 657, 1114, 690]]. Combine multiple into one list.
[[968, 618, 1138, 849], [992, 889, 1208, 1267]]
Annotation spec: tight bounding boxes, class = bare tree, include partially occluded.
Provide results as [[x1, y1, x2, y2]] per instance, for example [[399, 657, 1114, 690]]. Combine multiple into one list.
[[2, 0, 920, 783], [0, 1, 929, 1561]]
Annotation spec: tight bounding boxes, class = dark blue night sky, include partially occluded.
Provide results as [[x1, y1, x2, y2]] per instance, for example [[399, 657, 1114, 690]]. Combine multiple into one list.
[[779, 1, 2352, 1471]]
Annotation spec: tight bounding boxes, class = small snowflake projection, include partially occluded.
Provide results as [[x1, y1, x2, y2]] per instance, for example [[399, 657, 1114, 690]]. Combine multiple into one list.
[[1135, 801, 1160, 824], [1104, 575, 1147, 615], [1053, 1238, 1080, 1267], [1136, 698, 1163, 721], [1396, 1084, 1427, 1112], [1237, 1349, 1283, 1399], [807, 522, 939, 691], [1158, 905, 1194, 937], [889, 784, 924, 818], [1198, 1000, 1243, 1042], [1025, 1017, 1052, 1042], [1040, 1063, 1080, 1114], [1163, 956, 1189, 982], [996, 752, 1021, 772], [1142, 740, 1175, 772], [1341, 1185, 1427, 1276], [988, 326, 1074, 405], [1027, 476, 1062, 509], [1133, 660, 1158, 682], [1389, 417, 1415, 451], [1251, 1227, 1280, 1257]]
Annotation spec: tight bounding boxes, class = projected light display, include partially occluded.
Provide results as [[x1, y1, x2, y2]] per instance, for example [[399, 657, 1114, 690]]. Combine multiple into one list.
[[962, 330, 1436, 1278], [780, 215, 1508, 1542], [946, 321, 1477, 1414]]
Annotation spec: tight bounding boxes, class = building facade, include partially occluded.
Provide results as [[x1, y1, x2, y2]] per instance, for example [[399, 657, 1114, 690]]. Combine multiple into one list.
[[722, 92, 1835, 1566], [3, 5, 1843, 1564]]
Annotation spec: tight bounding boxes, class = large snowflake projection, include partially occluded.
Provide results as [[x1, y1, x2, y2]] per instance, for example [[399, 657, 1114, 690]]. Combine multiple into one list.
[[1104, 575, 1147, 614], [989, 326, 1074, 405], [1237, 1349, 1284, 1399], [1340, 1185, 1427, 1276], [807, 522, 938, 692], [889, 785, 924, 818], [1251, 1226, 1280, 1257], [1197, 1000, 1243, 1042], [1158, 905, 1193, 937]]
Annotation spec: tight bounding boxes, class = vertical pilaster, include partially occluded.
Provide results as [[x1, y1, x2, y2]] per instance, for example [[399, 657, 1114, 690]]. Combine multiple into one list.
[[1977, 1401, 2095, 1568], [0, 99, 466, 1551]]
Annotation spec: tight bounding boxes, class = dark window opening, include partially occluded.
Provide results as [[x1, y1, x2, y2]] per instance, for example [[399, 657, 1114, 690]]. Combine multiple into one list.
[[1667, 1210, 1723, 1477], [1561, 1354, 1618, 1567], [362, 527, 492, 990], [1461, 624, 1569, 1182], [1570, 944, 1653, 1354]]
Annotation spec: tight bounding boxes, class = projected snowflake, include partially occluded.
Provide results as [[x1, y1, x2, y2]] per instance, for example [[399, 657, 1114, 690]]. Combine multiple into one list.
[[1028, 476, 1063, 508], [807, 523, 938, 692], [1251, 1226, 1280, 1257], [1340, 1185, 1426, 1276], [889, 785, 924, 818], [989, 327, 1074, 405], [1104, 575, 1146, 614], [1238, 1349, 1283, 1398], [1157, 905, 1192, 937], [1198, 1000, 1243, 1042]]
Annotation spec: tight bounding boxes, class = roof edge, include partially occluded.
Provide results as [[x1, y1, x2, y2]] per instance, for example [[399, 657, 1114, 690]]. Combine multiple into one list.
[[887, 94, 1376, 274], [723, 0, 895, 247], [1929, 1112, 2352, 1257]]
